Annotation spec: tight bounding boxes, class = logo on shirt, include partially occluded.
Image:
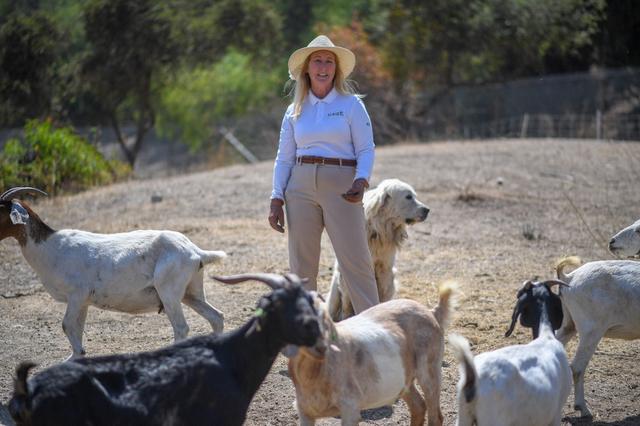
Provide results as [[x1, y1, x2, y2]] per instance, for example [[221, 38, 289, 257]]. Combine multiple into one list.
[[328, 111, 344, 117]]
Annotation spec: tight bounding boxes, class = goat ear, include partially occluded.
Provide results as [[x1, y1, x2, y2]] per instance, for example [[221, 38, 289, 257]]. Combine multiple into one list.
[[10, 202, 29, 225], [516, 280, 533, 298], [549, 294, 564, 331], [505, 300, 522, 337], [281, 344, 299, 358]]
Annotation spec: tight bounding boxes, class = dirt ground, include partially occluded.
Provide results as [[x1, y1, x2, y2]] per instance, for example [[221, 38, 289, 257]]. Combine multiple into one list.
[[1, 139, 639, 425]]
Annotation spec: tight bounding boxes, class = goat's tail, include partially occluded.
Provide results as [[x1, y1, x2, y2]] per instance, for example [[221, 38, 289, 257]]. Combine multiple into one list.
[[555, 256, 582, 282], [433, 281, 458, 330], [449, 334, 477, 406], [199, 250, 227, 265], [9, 362, 36, 425]]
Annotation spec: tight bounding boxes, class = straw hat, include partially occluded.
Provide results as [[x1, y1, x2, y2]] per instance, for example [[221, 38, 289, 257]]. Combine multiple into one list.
[[288, 35, 356, 81]]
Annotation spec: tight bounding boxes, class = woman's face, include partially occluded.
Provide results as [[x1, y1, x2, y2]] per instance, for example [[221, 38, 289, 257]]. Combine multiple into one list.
[[306, 50, 336, 96]]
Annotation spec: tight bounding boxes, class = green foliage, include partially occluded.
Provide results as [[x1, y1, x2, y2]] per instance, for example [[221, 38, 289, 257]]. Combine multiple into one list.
[[157, 50, 282, 150], [163, 0, 284, 65], [0, 11, 60, 127], [83, 0, 177, 112], [381, 0, 606, 86], [81, 0, 180, 165], [0, 120, 130, 194]]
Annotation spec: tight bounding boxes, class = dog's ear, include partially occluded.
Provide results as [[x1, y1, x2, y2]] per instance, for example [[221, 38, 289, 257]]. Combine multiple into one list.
[[365, 186, 390, 218]]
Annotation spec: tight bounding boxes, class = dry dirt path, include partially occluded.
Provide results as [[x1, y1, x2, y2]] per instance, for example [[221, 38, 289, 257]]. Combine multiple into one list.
[[1, 139, 639, 425]]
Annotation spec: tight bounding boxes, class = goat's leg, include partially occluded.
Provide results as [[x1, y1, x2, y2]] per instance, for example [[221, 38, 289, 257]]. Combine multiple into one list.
[[154, 263, 193, 340], [62, 297, 89, 359], [417, 363, 444, 426], [183, 294, 224, 333], [571, 329, 602, 417], [338, 401, 361, 426], [184, 271, 224, 333], [555, 303, 576, 345], [159, 299, 189, 341], [297, 408, 315, 426], [402, 383, 426, 426]]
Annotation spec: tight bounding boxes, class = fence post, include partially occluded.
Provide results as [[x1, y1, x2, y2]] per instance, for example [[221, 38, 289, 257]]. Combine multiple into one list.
[[219, 127, 259, 164], [596, 110, 602, 140], [520, 114, 529, 138]]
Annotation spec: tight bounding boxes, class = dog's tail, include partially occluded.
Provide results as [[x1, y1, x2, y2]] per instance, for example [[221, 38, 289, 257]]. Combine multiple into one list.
[[326, 267, 343, 322], [9, 362, 36, 425], [433, 281, 457, 330], [199, 250, 227, 266]]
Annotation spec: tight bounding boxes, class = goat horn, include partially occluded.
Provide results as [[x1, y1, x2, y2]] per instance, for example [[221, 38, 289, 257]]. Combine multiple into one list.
[[213, 273, 287, 289], [543, 279, 569, 288], [0, 187, 48, 201]]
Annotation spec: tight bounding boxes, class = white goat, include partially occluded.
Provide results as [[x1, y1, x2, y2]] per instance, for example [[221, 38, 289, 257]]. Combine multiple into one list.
[[555, 256, 640, 417], [286, 282, 456, 426], [0, 187, 226, 359], [609, 218, 640, 257], [450, 280, 572, 426]]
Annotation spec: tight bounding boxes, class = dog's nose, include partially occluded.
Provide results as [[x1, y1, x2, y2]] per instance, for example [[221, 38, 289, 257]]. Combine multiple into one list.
[[609, 238, 616, 249], [420, 207, 430, 220]]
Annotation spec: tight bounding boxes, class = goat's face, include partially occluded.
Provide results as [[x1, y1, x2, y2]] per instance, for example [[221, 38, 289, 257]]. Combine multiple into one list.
[[266, 284, 322, 348], [0, 200, 23, 241], [365, 179, 430, 225], [505, 280, 564, 339], [609, 220, 640, 258]]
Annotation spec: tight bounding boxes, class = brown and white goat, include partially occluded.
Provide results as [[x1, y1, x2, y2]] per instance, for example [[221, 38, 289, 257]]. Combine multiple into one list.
[[286, 282, 456, 426], [0, 187, 226, 359]]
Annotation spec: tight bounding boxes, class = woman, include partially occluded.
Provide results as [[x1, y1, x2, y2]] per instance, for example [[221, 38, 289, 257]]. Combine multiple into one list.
[[268, 35, 379, 314]]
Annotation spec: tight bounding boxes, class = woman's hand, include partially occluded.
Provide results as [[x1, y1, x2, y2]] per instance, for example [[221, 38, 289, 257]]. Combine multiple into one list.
[[342, 178, 369, 203], [268, 198, 285, 233]]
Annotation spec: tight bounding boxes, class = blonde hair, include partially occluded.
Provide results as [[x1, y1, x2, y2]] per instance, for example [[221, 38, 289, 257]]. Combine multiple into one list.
[[288, 54, 360, 118]]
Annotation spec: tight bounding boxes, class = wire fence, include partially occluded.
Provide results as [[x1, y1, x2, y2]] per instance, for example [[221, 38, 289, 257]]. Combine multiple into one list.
[[429, 113, 640, 141]]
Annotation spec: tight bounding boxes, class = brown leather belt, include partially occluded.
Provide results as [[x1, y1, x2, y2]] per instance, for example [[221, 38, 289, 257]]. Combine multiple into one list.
[[297, 156, 357, 167]]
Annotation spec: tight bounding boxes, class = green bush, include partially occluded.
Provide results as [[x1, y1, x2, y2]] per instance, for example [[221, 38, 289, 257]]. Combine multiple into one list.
[[0, 120, 130, 195], [157, 50, 283, 150]]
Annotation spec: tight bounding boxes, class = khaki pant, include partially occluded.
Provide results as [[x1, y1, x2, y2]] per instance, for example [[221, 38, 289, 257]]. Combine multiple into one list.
[[284, 163, 379, 314]]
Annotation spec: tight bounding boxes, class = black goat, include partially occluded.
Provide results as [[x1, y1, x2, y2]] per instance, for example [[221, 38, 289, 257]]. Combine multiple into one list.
[[9, 273, 322, 426]]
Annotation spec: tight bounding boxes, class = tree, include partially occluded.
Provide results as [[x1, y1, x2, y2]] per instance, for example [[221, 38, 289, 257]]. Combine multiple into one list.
[[81, 0, 178, 166], [0, 12, 59, 127]]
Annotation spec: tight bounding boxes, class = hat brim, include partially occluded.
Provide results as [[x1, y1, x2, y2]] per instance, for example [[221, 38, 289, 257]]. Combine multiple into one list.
[[288, 46, 355, 81]]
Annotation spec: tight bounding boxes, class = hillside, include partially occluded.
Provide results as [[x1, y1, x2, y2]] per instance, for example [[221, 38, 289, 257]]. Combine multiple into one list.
[[1, 139, 639, 425]]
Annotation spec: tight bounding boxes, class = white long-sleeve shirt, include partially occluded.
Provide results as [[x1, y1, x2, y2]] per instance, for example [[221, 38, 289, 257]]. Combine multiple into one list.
[[271, 88, 375, 200]]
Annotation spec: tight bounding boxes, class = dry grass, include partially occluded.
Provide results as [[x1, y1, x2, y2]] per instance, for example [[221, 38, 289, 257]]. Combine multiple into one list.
[[1, 139, 639, 425]]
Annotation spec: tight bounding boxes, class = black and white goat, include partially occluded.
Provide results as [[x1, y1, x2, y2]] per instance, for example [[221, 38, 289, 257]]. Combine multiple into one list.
[[9, 273, 322, 426], [0, 187, 226, 358], [449, 280, 572, 426]]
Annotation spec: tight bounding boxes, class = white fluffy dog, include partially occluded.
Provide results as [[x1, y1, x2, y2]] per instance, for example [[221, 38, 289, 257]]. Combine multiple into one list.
[[327, 178, 430, 321]]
